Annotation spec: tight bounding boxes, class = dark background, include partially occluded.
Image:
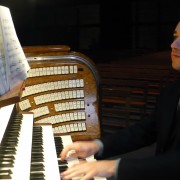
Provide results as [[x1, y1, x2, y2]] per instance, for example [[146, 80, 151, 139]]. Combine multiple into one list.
[[0, 0, 180, 61]]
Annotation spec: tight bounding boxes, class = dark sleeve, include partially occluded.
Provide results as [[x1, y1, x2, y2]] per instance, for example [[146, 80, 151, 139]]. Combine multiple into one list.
[[117, 150, 180, 180], [98, 113, 157, 159]]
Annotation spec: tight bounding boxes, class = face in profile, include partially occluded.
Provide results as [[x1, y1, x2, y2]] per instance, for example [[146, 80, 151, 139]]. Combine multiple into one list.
[[171, 21, 180, 71]]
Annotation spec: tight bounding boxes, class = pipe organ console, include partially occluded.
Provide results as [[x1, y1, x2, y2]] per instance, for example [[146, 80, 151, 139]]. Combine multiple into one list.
[[18, 45, 102, 141], [0, 46, 105, 179]]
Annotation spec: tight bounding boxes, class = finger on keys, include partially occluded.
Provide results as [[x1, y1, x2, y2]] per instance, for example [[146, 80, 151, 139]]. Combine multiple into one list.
[[60, 144, 77, 160]]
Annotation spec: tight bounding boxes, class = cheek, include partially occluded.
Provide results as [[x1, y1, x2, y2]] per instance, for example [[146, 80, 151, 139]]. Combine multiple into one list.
[[172, 55, 180, 71]]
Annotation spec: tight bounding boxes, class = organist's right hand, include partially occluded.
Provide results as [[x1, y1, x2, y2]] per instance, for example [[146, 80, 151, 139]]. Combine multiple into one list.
[[60, 141, 100, 160]]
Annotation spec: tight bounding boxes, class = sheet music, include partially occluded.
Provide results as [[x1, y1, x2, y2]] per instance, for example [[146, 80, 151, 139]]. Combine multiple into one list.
[[0, 21, 8, 94], [0, 5, 30, 95]]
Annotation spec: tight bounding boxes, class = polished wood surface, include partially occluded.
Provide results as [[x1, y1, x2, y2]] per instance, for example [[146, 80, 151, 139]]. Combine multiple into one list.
[[0, 81, 24, 108], [23, 45, 71, 55]]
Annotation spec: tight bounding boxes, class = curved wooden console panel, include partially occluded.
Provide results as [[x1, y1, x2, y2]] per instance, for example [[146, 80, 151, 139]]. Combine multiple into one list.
[[18, 46, 101, 141]]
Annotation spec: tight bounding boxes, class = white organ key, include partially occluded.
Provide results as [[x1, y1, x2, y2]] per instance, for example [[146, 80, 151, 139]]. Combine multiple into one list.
[[74, 123, 78, 131], [74, 112, 78, 120], [65, 102, 70, 110], [76, 101, 81, 109], [78, 112, 81, 119], [62, 103, 66, 111], [69, 102, 73, 110], [54, 126, 59, 133], [50, 67, 54, 75], [11, 113, 34, 180], [78, 123, 82, 131], [19, 99, 31, 110], [58, 103, 62, 111], [74, 65, 78, 73], [80, 79, 84, 87], [55, 115, 59, 123], [42, 126, 60, 180], [0, 104, 14, 144], [58, 66, 62, 74], [81, 101, 85, 108], [61, 81, 65, 89], [76, 79, 80, 87], [69, 80, 73, 88], [69, 91, 73, 99], [61, 66, 65, 74], [54, 81, 58, 89], [80, 90, 84, 97], [51, 116, 56, 124], [35, 68, 39, 76], [65, 66, 69, 74], [66, 125, 70, 132], [72, 80, 76, 87], [73, 90, 77, 98], [76, 90, 80, 98], [82, 122, 86, 131], [58, 92, 62, 100], [70, 124, 74, 131], [51, 82, 55, 90], [65, 91, 69, 99], [81, 112, 86, 119], [58, 126, 63, 133], [62, 125, 67, 133], [59, 114, 63, 123], [51, 93, 55, 101], [46, 67, 50, 75], [62, 114, 66, 122], [70, 112, 74, 120], [61, 91, 65, 99], [43, 67, 47, 75], [39, 67, 43, 76], [66, 113, 70, 121], [54, 66, 58, 74], [73, 101, 77, 109], [69, 66, 74, 73]]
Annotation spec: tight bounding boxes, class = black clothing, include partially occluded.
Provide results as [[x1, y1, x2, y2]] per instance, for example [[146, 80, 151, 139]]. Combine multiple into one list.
[[99, 79, 180, 180]]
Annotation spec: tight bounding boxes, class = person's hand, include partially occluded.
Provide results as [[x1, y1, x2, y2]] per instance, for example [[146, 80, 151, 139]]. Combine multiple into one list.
[[60, 160, 116, 180], [60, 141, 100, 160]]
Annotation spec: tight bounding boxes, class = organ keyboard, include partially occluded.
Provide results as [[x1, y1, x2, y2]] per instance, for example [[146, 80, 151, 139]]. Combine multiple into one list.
[[54, 135, 107, 180], [0, 104, 60, 180], [0, 104, 106, 179], [0, 45, 106, 179]]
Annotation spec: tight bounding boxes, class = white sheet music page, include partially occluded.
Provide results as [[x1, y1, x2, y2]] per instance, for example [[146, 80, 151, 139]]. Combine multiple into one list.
[[0, 5, 30, 95], [0, 15, 8, 95]]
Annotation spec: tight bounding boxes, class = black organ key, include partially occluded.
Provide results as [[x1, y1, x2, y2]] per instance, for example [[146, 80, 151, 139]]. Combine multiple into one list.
[[58, 159, 68, 165], [30, 163, 45, 171], [54, 136, 63, 156], [30, 171, 45, 179], [58, 164, 68, 173], [0, 174, 12, 179], [0, 169, 12, 176], [30, 126, 45, 178], [0, 109, 34, 179], [30, 125, 60, 179]]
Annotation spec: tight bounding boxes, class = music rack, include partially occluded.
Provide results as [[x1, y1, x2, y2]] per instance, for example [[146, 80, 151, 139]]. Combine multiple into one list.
[[0, 81, 24, 108]]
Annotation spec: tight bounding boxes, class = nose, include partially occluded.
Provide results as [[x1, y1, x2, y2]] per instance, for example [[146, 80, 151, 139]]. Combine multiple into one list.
[[171, 37, 180, 49]]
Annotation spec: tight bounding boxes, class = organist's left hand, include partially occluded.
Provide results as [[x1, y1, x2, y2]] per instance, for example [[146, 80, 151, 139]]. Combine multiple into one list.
[[60, 160, 116, 180]]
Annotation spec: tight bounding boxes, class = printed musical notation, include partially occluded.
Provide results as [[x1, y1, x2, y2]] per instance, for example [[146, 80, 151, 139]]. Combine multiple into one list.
[[0, 5, 30, 95]]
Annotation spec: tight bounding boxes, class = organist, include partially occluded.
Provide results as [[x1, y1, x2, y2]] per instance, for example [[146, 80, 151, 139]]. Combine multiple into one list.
[[60, 21, 180, 180]]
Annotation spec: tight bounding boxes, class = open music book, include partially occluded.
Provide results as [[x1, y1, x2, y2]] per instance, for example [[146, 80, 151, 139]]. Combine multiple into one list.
[[0, 5, 29, 95]]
